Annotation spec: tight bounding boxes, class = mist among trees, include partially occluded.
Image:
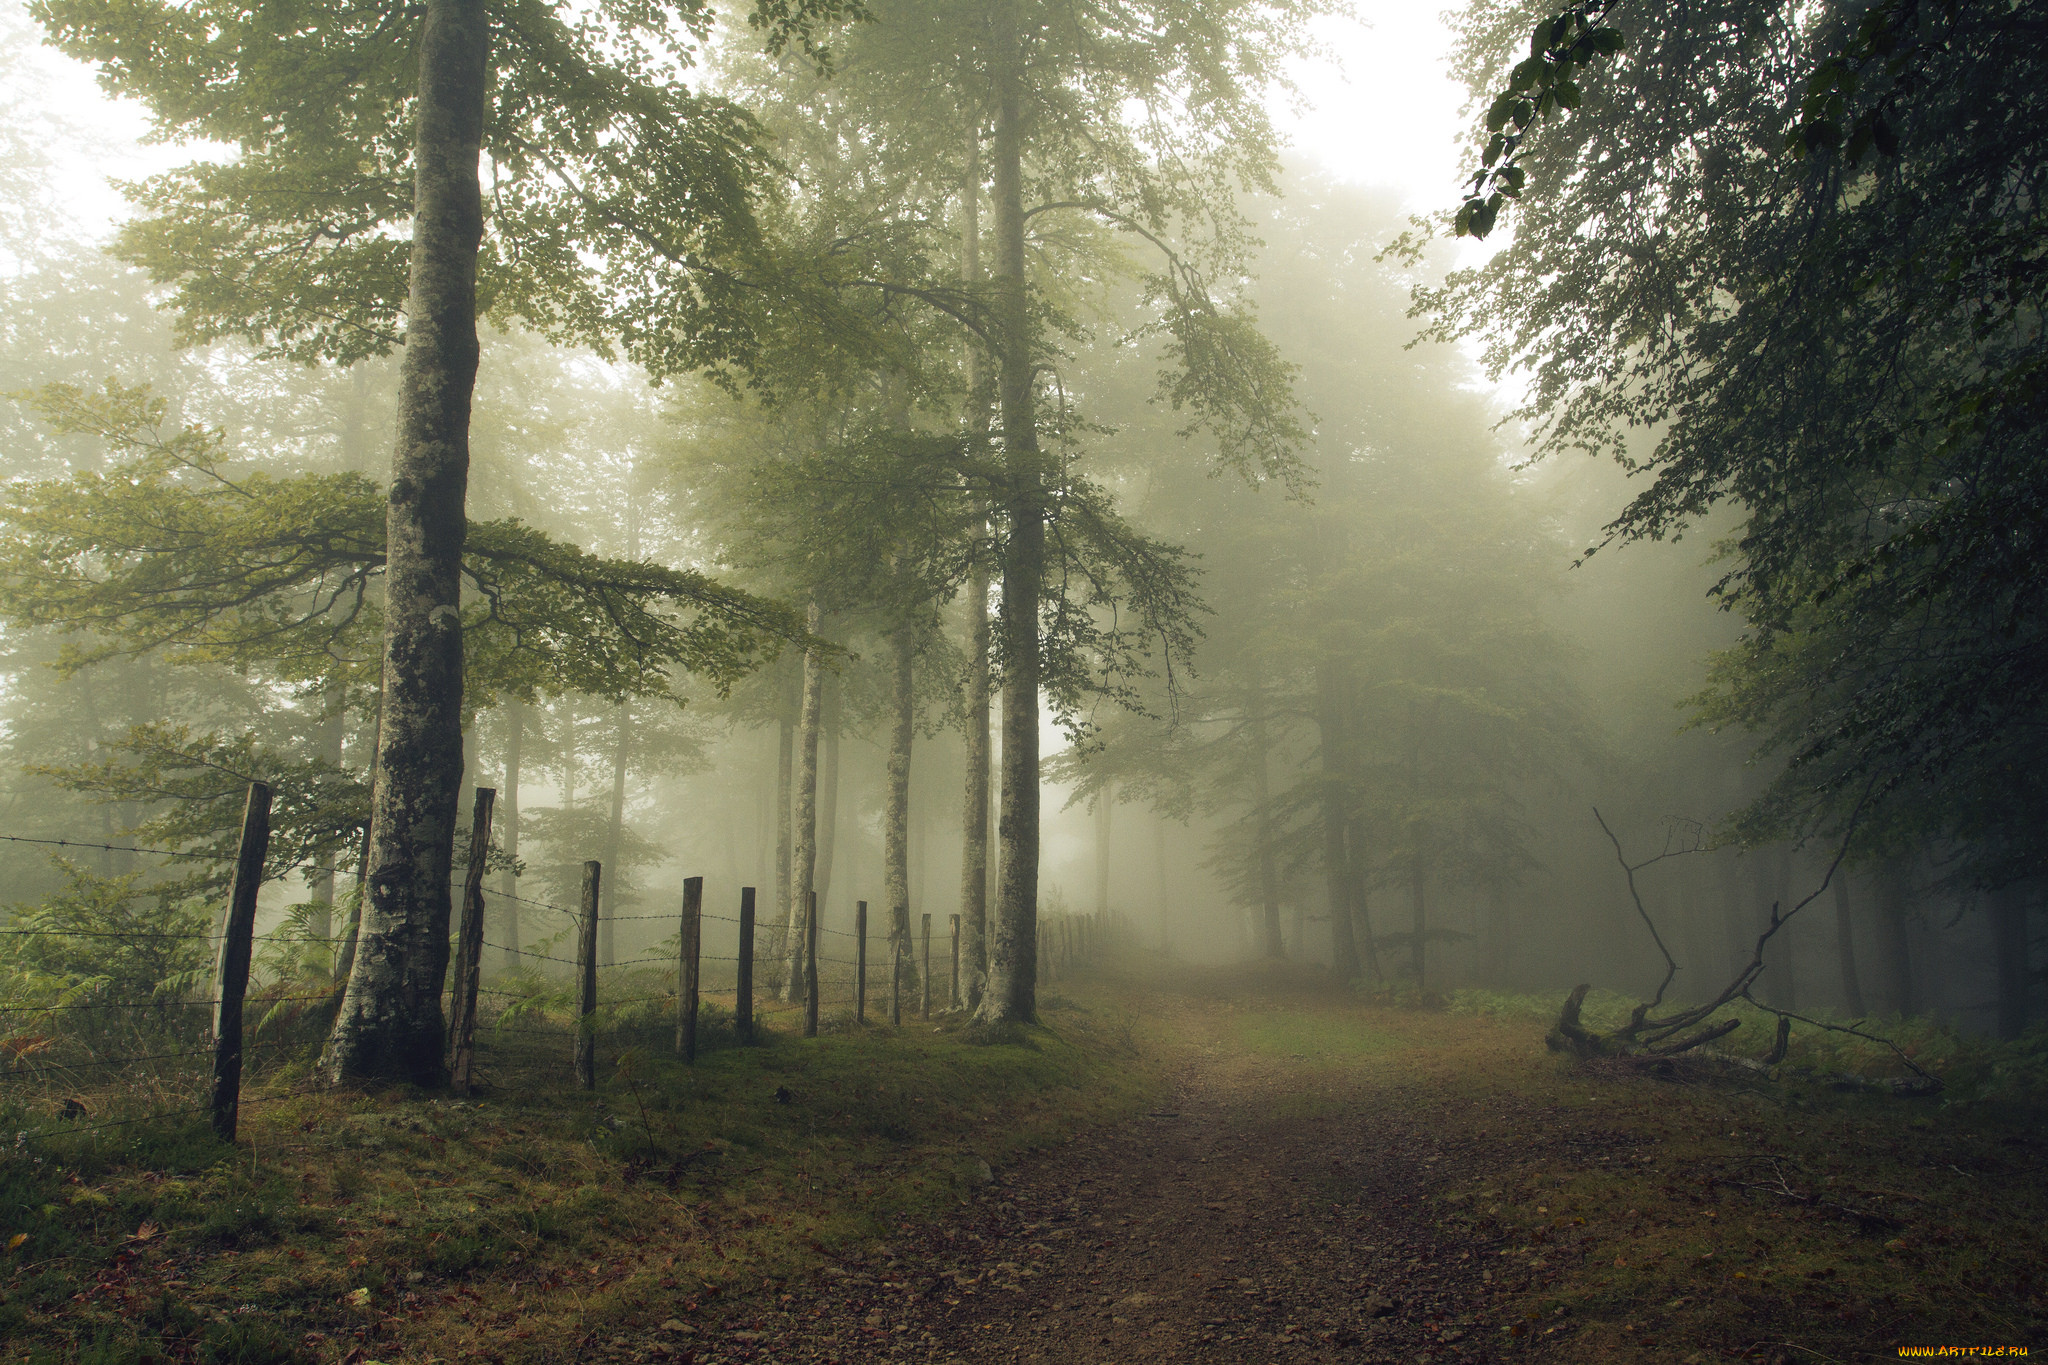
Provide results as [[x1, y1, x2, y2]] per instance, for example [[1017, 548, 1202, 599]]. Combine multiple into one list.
[[0, 0, 2041, 1359]]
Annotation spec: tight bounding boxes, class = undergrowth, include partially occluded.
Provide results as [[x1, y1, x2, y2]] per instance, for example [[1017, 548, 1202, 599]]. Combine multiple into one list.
[[0, 992, 1157, 1364], [1446, 986, 2048, 1105]]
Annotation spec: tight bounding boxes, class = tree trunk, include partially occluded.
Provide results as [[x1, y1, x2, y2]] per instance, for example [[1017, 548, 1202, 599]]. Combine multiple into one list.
[[1481, 881, 1508, 987], [1315, 655, 1362, 981], [786, 600, 825, 1002], [960, 558, 993, 1002], [321, 0, 487, 1086], [1250, 717, 1284, 959], [601, 702, 630, 968], [1094, 785, 1113, 920], [335, 685, 383, 986], [498, 700, 522, 974], [1833, 871, 1866, 1017], [1349, 814, 1383, 983], [885, 618, 919, 997], [816, 719, 840, 910], [978, 1, 1041, 1026], [310, 680, 345, 942], [957, 116, 993, 1005], [775, 708, 794, 964]]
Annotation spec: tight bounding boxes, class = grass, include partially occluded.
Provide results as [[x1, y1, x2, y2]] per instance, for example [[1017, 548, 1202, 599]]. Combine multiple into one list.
[[1234, 1008, 1404, 1061], [1180, 979, 2048, 1362], [0, 993, 1162, 1364], [1389, 993, 2048, 1361], [1446, 985, 2048, 1103]]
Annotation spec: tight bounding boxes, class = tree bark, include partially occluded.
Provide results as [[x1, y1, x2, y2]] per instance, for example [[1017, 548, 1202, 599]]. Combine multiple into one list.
[[1833, 870, 1866, 1017], [978, 0, 1041, 1025], [956, 116, 993, 1006], [1250, 717, 1284, 959], [1094, 785, 1113, 921], [310, 680, 345, 942], [774, 708, 794, 964], [498, 700, 523, 973], [1349, 814, 1383, 983], [335, 685, 382, 986], [1315, 655, 1362, 981], [601, 702, 630, 968], [816, 718, 840, 909], [885, 618, 919, 997], [785, 600, 825, 1002], [960, 556, 992, 1001], [321, 0, 487, 1086]]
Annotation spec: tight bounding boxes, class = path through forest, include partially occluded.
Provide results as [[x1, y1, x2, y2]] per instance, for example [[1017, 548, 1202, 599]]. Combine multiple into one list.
[[687, 973, 1561, 1365]]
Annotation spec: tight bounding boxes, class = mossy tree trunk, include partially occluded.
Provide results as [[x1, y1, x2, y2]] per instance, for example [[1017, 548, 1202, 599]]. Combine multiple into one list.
[[785, 600, 824, 1002], [978, 0, 1041, 1026], [322, 0, 487, 1086]]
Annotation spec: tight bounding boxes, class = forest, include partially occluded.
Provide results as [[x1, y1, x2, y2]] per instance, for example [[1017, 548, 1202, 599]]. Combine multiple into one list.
[[0, 0, 2042, 1361]]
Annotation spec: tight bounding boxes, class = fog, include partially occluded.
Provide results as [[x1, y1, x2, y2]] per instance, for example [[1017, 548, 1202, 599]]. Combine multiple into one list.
[[0, 0, 2033, 1074]]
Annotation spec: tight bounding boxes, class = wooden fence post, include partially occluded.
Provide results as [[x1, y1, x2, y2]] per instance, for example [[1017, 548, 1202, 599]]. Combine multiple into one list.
[[890, 928, 902, 1027], [677, 876, 703, 1061], [737, 886, 755, 1042], [575, 860, 601, 1090], [949, 913, 961, 1010], [855, 900, 868, 1024], [920, 913, 932, 1019], [804, 890, 820, 1038], [449, 787, 496, 1094], [211, 781, 271, 1143]]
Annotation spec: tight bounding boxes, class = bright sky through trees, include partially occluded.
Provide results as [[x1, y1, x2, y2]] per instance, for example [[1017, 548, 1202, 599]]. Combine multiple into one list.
[[10, 0, 1480, 250]]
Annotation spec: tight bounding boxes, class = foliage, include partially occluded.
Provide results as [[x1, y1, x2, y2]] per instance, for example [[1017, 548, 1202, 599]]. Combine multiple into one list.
[[32, 0, 862, 379], [0, 861, 212, 1033], [0, 380, 807, 705], [1427, 0, 2048, 887]]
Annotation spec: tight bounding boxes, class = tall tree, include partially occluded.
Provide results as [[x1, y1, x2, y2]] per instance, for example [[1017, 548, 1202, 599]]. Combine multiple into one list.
[[1429, 0, 2048, 901], [37, 0, 852, 1082]]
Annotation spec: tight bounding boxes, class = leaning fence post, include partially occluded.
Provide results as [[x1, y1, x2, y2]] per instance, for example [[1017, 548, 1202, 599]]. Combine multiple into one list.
[[890, 927, 902, 1027], [211, 781, 271, 1143], [677, 875, 703, 1061], [804, 890, 820, 1038], [920, 913, 932, 1019], [737, 886, 756, 1042], [855, 900, 868, 1024], [449, 787, 496, 1094], [575, 860, 601, 1090]]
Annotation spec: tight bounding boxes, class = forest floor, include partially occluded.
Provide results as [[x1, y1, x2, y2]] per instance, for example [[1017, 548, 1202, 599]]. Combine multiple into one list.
[[6, 961, 2044, 1365]]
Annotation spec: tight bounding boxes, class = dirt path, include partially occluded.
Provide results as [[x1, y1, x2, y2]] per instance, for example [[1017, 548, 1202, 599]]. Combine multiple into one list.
[[688, 977, 1528, 1365]]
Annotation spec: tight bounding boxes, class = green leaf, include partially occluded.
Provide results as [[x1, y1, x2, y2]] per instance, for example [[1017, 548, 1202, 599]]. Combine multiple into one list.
[[1483, 132, 1507, 166]]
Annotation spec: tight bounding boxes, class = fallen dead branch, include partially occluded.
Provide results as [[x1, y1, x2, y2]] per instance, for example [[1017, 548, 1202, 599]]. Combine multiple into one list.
[[1544, 807, 1941, 1096]]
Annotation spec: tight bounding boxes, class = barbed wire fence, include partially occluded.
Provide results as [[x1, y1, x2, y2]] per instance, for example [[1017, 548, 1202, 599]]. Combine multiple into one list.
[[1, 784, 1122, 1147]]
